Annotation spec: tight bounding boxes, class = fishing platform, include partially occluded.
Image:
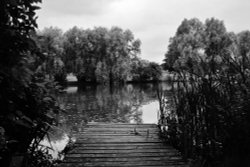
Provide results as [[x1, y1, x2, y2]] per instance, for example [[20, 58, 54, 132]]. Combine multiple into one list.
[[60, 123, 189, 167]]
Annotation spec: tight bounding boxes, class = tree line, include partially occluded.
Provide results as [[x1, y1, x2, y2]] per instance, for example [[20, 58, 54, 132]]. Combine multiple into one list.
[[162, 18, 250, 166], [35, 26, 162, 84]]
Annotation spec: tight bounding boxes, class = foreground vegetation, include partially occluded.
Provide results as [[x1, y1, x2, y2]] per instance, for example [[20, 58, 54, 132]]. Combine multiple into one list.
[[162, 18, 250, 166], [0, 1, 61, 166]]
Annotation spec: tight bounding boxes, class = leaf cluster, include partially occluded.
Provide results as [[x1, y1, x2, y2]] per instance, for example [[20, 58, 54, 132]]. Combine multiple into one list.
[[0, 1, 63, 166]]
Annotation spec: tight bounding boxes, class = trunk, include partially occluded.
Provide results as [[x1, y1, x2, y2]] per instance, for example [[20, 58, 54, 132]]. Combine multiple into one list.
[[109, 70, 113, 86]]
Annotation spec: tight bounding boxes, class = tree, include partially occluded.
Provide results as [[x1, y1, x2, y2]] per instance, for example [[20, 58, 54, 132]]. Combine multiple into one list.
[[63, 26, 83, 74], [163, 18, 205, 73], [63, 26, 141, 84], [0, 0, 61, 166], [237, 31, 250, 75], [35, 27, 66, 82], [148, 62, 162, 81], [162, 18, 250, 166], [129, 58, 162, 82], [204, 18, 232, 74]]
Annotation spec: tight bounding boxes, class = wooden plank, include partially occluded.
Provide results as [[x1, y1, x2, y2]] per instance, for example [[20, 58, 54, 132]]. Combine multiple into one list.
[[60, 164, 189, 167], [64, 156, 184, 163], [74, 142, 168, 147], [79, 131, 159, 135], [87, 123, 157, 126], [79, 136, 159, 139], [72, 145, 176, 150], [60, 161, 189, 167], [68, 149, 180, 154], [83, 129, 159, 132], [62, 161, 188, 166], [86, 125, 158, 129], [76, 139, 163, 143], [86, 124, 158, 127], [65, 152, 181, 158], [83, 127, 158, 130], [60, 123, 189, 167], [77, 133, 159, 136]]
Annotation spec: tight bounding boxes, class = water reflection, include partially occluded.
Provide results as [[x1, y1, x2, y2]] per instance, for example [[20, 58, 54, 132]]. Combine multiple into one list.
[[57, 84, 160, 131], [65, 86, 78, 94], [40, 133, 70, 158], [46, 83, 174, 159], [141, 101, 159, 123]]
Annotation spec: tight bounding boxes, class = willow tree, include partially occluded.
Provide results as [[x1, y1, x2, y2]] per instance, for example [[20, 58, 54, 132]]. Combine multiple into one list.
[[163, 18, 205, 72], [63, 26, 141, 84]]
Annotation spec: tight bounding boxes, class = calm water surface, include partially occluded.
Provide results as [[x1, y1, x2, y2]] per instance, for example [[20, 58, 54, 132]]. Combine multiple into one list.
[[41, 83, 174, 158]]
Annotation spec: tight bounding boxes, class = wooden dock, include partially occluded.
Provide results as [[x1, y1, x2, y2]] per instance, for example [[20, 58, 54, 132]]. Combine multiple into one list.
[[60, 123, 189, 167]]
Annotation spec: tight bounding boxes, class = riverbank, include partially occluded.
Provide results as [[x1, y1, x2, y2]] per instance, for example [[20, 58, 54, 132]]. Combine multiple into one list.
[[65, 70, 177, 86]]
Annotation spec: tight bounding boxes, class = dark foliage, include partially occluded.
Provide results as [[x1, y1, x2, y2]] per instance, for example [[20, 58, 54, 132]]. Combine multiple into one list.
[[161, 18, 250, 167], [0, 0, 61, 166]]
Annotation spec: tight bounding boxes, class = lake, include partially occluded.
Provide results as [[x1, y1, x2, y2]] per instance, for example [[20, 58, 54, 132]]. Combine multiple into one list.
[[40, 82, 174, 159]]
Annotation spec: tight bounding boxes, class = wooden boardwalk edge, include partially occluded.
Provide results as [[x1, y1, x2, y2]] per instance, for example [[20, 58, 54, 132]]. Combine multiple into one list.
[[60, 123, 189, 167]]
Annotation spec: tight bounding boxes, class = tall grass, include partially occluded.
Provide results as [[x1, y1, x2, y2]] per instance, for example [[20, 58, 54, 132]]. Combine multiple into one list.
[[160, 51, 250, 167]]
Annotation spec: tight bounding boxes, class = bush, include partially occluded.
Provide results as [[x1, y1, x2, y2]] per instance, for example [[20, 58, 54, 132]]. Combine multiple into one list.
[[0, 1, 61, 166], [162, 18, 250, 166]]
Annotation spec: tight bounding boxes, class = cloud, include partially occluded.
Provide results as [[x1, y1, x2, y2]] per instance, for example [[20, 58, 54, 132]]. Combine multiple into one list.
[[37, 0, 250, 63], [38, 0, 117, 16]]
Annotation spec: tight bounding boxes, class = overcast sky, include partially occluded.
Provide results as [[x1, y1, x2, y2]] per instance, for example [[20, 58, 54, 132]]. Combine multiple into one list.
[[37, 0, 250, 63]]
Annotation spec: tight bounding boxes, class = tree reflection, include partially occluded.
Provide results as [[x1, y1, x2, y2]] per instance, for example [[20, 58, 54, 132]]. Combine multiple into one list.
[[56, 83, 161, 134]]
